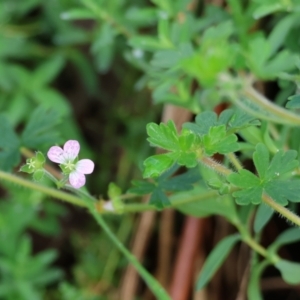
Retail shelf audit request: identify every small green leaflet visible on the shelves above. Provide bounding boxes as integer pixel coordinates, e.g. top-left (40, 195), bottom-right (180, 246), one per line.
top-left (0, 114), bottom-right (20, 171)
top-left (183, 109), bottom-right (260, 136)
top-left (21, 106), bottom-right (62, 150)
top-left (144, 115), bottom-right (245, 178)
top-left (182, 109), bottom-right (261, 155)
top-left (286, 95), bottom-right (300, 109)
top-left (130, 166), bottom-right (201, 209)
top-left (228, 143), bottom-right (300, 205)
top-left (202, 125), bottom-right (239, 155)
top-left (144, 120), bottom-right (201, 177)
top-left (143, 154), bottom-right (174, 178)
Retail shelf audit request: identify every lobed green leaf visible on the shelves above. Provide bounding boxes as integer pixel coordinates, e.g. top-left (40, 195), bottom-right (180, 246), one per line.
top-left (143, 154), bottom-right (174, 178)
top-left (146, 120), bottom-right (179, 151)
top-left (253, 143), bottom-right (269, 178)
top-left (203, 125), bottom-right (239, 155)
top-left (232, 186), bottom-right (263, 205)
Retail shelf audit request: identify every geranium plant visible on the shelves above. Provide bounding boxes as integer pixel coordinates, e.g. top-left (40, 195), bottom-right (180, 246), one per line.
top-left (1, 0), bottom-right (300, 299)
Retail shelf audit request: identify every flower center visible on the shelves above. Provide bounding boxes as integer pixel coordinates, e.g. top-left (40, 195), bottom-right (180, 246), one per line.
top-left (62, 160), bottom-right (76, 173)
top-left (27, 159), bottom-right (35, 169)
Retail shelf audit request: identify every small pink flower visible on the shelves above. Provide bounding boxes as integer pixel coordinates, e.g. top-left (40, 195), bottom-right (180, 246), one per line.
top-left (47, 140), bottom-right (94, 189)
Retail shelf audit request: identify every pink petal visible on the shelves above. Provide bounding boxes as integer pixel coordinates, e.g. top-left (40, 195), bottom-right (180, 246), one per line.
top-left (63, 140), bottom-right (80, 160)
top-left (69, 172), bottom-right (86, 188)
top-left (47, 146), bottom-right (65, 163)
top-left (75, 159), bottom-right (94, 174)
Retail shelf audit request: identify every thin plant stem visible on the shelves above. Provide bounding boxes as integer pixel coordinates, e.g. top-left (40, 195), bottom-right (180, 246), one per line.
top-left (0, 171), bottom-right (87, 207)
top-left (199, 157), bottom-right (300, 227)
top-left (227, 153), bottom-right (243, 171)
top-left (232, 220), bottom-right (278, 263)
top-left (44, 170), bottom-right (59, 184)
top-left (201, 156), bottom-right (233, 176)
top-left (102, 216), bottom-right (134, 286)
top-left (123, 190), bottom-right (219, 213)
top-left (88, 203), bottom-right (171, 300)
top-left (243, 86), bottom-right (300, 126)
top-left (262, 193), bottom-right (300, 227)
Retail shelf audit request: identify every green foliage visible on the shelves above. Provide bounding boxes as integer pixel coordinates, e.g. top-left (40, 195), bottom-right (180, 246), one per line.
top-left (202, 125), bottom-right (239, 155)
top-left (268, 228), bottom-right (300, 254)
top-left (144, 111), bottom-right (258, 178)
top-left (20, 152), bottom-right (46, 176)
top-left (143, 121), bottom-right (201, 177)
top-left (170, 187), bottom-right (237, 221)
top-left (21, 106), bottom-right (62, 150)
top-left (253, 204), bottom-right (273, 233)
top-left (2, 0), bottom-right (300, 298)
top-left (247, 33), bottom-right (297, 79)
top-left (228, 143), bottom-right (300, 205)
top-left (247, 261), bottom-right (267, 300)
top-left (196, 234), bottom-right (240, 290)
top-left (0, 189), bottom-right (66, 299)
top-left (286, 94), bottom-right (300, 109)
top-left (0, 236), bottom-right (62, 300)
top-left (183, 109), bottom-right (260, 136)
top-left (131, 165), bottom-right (201, 209)
top-left (275, 260), bottom-right (300, 285)
top-left (0, 114), bottom-right (20, 171)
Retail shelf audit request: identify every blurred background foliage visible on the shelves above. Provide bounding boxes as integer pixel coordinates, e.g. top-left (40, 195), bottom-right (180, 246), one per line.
top-left (1, 0), bottom-right (300, 299)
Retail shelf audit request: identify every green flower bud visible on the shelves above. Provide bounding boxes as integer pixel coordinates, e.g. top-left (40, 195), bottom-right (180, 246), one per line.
top-left (20, 152), bottom-right (45, 174)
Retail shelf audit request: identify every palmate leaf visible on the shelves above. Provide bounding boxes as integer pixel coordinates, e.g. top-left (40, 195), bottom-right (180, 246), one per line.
top-left (0, 114), bottom-right (20, 171)
top-left (229, 143), bottom-right (300, 205)
top-left (143, 154), bottom-right (174, 178)
top-left (130, 166), bottom-right (201, 209)
top-left (265, 149), bottom-right (298, 180)
top-left (21, 106), bottom-right (62, 149)
top-left (227, 109), bottom-right (261, 131)
top-left (264, 180), bottom-right (300, 205)
top-left (161, 167), bottom-right (201, 191)
top-left (232, 186), bottom-right (263, 205)
top-left (149, 188), bottom-right (170, 209)
top-left (183, 109), bottom-right (260, 136)
top-left (144, 122), bottom-right (201, 177)
top-left (146, 120), bottom-right (179, 151)
top-left (227, 169), bottom-right (260, 188)
top-left (184, 111), bottom-right (219, 135)
top-left (253, 143), bottom-right (269, 178)
top-left (203, 125), bottom-right (239, 155)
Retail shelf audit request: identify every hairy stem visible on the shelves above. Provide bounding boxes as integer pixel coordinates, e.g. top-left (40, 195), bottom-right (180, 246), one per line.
top-left (201, 157), bottom-right (233, 176)
top-left (227, 153), bottom-right (243, 171)
top-left (262, 193), bottom-right (300, 227)
top-left (0, 171), bottom-right (87, 207)
top-left (88, 204), bottom-right (171, 300)
top-left (244, 86), bottom-right (300, 126)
